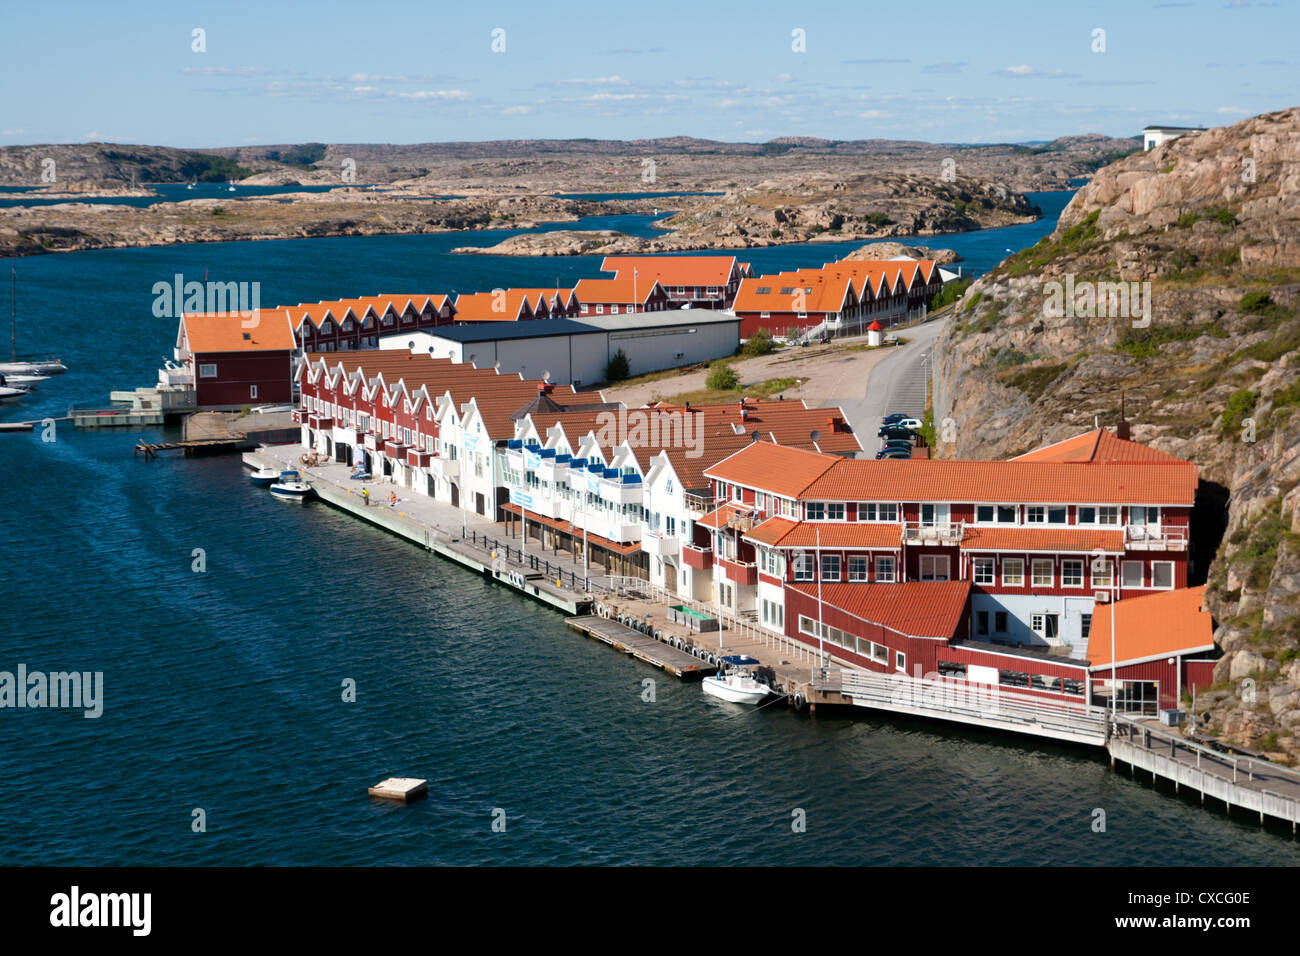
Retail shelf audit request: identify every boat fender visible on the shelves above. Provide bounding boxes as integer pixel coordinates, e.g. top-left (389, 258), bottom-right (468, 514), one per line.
top-left (793, 692), bottom-right (806, 712)
top-left (683, 643), bottom-right (694, 656)
top-left (707, 653), bottom-right (716, 666)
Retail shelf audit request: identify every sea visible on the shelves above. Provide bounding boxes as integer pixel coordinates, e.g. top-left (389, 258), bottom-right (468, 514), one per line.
top-left (2, 189), bottom-right (1297, 865)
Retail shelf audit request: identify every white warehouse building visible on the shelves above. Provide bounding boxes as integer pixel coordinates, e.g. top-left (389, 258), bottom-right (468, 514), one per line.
top-left (379, 314), bottom-right (740, 387)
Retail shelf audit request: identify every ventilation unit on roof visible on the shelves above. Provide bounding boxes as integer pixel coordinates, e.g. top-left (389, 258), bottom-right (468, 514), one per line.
top-left (1094, 592), bottom-right (1110, 603)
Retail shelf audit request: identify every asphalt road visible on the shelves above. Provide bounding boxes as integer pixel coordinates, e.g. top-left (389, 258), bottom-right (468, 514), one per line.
top-left (818, 315), bottom-right (947, 451)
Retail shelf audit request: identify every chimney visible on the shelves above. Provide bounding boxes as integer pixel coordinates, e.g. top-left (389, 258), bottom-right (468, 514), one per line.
top-left (1116, 390), bottom-right (1131, 440)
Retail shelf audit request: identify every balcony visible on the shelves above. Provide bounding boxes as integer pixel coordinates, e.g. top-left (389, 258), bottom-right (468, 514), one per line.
top-left (902, 521), bottom-right (963, 546)
top-left (682, 543), bottom-right (713, 571)
top-left (291, 410), bottom-right (303, 425)
top-left (601, 474), bottom-right (643, 505)
top-left (430, 455), bottom-right (459, 479)
top-left (601, 519), bottom-right (642, 544)
top-left (363, 434), bottom-right (378, 451)
top-left (307, 414), bottom-right (333, 430)
top-left (642, 530), bottom-right (679, 557)
top-left (718, 557), bottom-right (758, 586)
top-left (1124, 525), bottom-right (1188, 551)
top-left (407, 449), bottom-right (432, 468)
top-left (683, 492), bottom-right (715, 517)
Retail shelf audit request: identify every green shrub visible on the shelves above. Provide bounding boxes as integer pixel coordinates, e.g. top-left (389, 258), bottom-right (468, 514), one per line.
top-left (604, 348), bottom-right (630, 382)
top-left (1239, 290), bottom-right (1273, 313)
top-left (705, 363), bottom-right (740, 391)
top-left (1219, 388), bottom-right (1257, 434)
top-left (741, 328), bottom-right (775, 356)
top-left (929, 278), bottom-right (971, 310)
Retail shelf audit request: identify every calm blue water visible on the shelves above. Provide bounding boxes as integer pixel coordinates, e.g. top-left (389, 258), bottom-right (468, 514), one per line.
top-left (0, 183), bottom-right (349, 208)
top-left (2, 191), bottom-right (1296, 865)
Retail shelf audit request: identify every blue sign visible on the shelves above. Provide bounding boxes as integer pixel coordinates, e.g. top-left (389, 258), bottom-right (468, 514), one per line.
top-left (510, 488), bottom-right (533, 508)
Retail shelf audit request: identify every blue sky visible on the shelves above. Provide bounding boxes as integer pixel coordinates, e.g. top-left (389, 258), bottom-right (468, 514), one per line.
top-left (1, 0), bottom-right (1295, 147)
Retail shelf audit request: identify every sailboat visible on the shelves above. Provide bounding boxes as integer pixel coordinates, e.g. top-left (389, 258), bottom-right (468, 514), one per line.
top-left (0, 265), bottom-right (67, 376)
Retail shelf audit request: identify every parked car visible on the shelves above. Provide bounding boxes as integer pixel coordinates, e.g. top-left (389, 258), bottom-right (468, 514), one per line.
top-left (881, 449), bottom-right (912, 460)
top-left (881, 412), bottom-right (909, 424)
top-left (881, 440), bottom-right (913, 452)
top-left (897, 418), bottom-right (924, 431)
top-left (878, 425), bottom-right (913, 440)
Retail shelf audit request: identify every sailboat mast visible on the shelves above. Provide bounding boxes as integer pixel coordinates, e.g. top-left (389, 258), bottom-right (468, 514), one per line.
top-left (10, 264), bottom-right (15, 363)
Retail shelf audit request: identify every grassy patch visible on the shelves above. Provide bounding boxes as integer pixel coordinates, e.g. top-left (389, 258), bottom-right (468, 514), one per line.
top-left (997, 362), bottom-right (1066, 402)
top-left (668, 376), bottom-right (801, 406)
top-left (1219, 388), bottom-right (1257, 435)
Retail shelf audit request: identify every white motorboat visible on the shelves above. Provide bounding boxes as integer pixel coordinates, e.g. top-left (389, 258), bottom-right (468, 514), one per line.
top-left (0, 385), bottom-right (24, 403)
top-left (0, 360), bottom-right (66, 376)
top-left (0, 372), bottom-right (48, 387)
top-left (249, 465), bottom-right (280, 486)
top-left (702, 655), bottom-right (771, 705)
top-left (269, 469), bottom-right (311, 499)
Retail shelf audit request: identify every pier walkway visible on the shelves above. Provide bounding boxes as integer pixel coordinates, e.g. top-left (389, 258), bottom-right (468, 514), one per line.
top-left (250, 444), bottom-right (614, 616)
top-left (1110, 715), bottom-right (1300, 831)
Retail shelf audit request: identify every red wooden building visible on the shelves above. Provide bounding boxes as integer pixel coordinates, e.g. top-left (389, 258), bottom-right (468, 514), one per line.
top-left (173, 309), bottom-right (297, 408)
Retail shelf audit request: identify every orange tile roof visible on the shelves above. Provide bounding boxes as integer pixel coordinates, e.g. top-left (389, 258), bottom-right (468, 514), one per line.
top-left (961, 526), bottom-right (1127, 553)
top-left (601, 255), bottom-right (739, 287)
top-left (648, 399), bottom-right (860, 455)
top-left (573, 277), bottom-right (664, 305)
top-left (1087, 585), bottom-right (1215, 668)
top-left (1012, 428), bottom-right (1190, 465)
top-left (804, 459), bottom-right (1197, 506)
top-left (453, 291), bottom-right (535, 322)
top-left (709, 441), bottom-right (1196, 505)
top-left (286, 294), bottom-right (450, 331)
top-left (732, 273), bottom-right (856, 315)
top-left (746, 519), bottom-right (901, 550)
top-left (705, 442), bottom-right (840, 497)
top-left (183, 309), bottom-right (296, 353)
top-left (789, 581), bottom-right (972, 639)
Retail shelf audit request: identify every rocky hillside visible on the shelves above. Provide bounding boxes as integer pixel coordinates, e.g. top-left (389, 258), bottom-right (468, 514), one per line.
top-left (932, 106), bottom-right (1300, 761)
top-left (0, 143), bottom-right (268, 185)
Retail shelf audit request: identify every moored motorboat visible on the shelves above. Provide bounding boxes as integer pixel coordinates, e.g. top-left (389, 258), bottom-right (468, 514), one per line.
top-left (249, 465), bottom-right (280, 486)
top-left (0, 385), bottom-right (24, 403)
top-left (269, 469), bottom-right (311, 499)
top-left (0, 372), bottom-right (48, 387)
top-left (0, 359), bottom-right (65, 376)
top-left (702, 655), bottom-right (771, 705)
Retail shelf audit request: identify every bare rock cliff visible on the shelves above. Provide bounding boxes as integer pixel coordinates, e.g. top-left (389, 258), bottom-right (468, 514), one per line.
top-left (932, 107), bottom-right (1300, 760)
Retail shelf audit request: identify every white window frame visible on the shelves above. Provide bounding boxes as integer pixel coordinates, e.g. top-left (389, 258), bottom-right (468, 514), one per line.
top-left (1061, 559), bottom-right (1084, 588)
top-left (875, 556), bottom-right (896, 583)
top-left (199, 363), bottom-right (217, 378)
top-left (1031, 559), bottom-right (1054, 587)
top-left (1151, 561), bottom-right (1175, 590)
top-left (972, 557), bottom-right (995, 585)
top-left (1092, 559), bottom-right (1114, 588)
top-left (1122, 560), bottom-right (1145, 589)
top-left (821, 554), bottom-right (841, 582)
top-left (848, 556), bottom-right (869, 582)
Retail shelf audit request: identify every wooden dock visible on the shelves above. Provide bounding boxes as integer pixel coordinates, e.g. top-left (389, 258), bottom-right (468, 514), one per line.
top-left (1110, 715), bottom-right (1300, 831)
top-left (564, 615), bottom-right (714, 680)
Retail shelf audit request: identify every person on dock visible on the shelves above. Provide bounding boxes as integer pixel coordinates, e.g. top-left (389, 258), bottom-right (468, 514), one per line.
top-left (388, 491), bottom-right (398, 508)
top-left (362, 488), bottom-right (370, 506)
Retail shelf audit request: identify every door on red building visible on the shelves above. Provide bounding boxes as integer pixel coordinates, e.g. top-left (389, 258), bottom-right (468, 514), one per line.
top-left (450, 483), bottom-right (460, 508)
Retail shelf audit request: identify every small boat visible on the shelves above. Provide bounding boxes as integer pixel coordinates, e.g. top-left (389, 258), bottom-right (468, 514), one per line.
top-left (1, 372), bottom-right (48, 387)
top-left (0, 385), bottom-right (24, 403)
top-left (5, 266), bottom-right (66, 376)
top-left (249, 465), bottom-right (280, 486)
top-left (702, 655), bottom-right (771, 705)
top-left (269, 469), bottom-right (311, 499)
